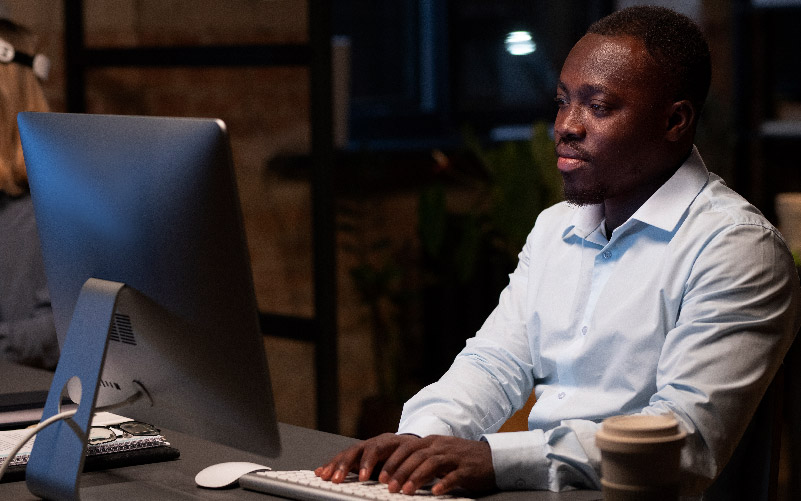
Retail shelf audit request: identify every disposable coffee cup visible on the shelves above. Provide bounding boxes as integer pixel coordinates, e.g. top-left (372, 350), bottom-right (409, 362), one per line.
top-left (595, 413), bottom-right (686, 500)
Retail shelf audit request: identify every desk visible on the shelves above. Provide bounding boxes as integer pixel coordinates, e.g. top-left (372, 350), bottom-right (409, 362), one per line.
top-left (0, 362), bottom-right (601, 500)
top-left (0, 361), bottom-right (55, 394)
top-left (0, 361), bottom-right (64, 429)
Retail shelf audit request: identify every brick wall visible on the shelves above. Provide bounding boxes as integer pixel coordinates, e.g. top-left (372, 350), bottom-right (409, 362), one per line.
top-left (6, 0), bottom-right (384, 436)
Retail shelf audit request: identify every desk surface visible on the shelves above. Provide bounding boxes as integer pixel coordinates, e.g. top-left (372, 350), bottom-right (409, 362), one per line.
top-left (0, 362), bottom-right (601, 500)
top-left (0, 361), bottom-right (56, 394)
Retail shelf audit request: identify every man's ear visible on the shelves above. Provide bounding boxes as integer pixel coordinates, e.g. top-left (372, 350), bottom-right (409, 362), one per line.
top-left (665, 100), bottom-right (695, 142)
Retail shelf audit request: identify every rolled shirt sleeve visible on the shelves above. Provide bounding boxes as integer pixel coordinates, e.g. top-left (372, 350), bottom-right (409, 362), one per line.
top-left (483, 420), bottom-right (601, 491)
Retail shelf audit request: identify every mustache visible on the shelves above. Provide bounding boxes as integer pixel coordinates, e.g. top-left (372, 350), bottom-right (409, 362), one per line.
top-left (554, 139), bottom-right (591, 161)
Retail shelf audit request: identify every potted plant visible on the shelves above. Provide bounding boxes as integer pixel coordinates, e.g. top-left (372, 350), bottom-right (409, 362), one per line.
top-left (343, 122), bottom-right (563, 436)
top-left (417, 122), bottom-right (563, 380)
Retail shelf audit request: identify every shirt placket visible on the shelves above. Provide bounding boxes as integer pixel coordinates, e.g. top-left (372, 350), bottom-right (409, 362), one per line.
top-left (553, 227), bottom-right (618, 405)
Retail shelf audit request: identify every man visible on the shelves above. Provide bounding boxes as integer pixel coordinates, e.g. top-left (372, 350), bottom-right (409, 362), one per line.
top-left (317, 6), bottom-right (801, 496)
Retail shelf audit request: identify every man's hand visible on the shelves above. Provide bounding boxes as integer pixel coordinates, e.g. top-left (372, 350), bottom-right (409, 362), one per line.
top-left (315, 433), bottom-right (495, 496)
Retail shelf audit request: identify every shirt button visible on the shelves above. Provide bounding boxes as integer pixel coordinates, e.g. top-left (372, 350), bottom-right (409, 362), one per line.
top-left (515, 479), bottom-right (526, 489)
top-left (558, 392), bottom-right (566, 399)
top-left (602, 250), bottom-right (612, 259)
top-left (581, 325), bottom-right (588, 335)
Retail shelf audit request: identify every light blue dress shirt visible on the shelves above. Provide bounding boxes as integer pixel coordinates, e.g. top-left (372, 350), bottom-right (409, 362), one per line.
top-left (397, 148), bottom-right (801, 493)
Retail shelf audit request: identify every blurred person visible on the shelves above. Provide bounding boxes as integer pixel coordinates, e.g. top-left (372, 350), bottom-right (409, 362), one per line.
top-left (0, 17), bottom-right (57, 370)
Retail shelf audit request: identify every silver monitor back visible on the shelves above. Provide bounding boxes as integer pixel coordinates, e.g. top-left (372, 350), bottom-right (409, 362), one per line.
top-left (18, 112), bottom-right (280, 457)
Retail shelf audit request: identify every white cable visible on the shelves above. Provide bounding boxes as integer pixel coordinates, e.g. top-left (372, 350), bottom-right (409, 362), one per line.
top-left (93, 390), bottom-right (143, 414)
top-left (0, 390), bottom-right (143, 481)
top-left (0, 407), bottom-right (76, 481)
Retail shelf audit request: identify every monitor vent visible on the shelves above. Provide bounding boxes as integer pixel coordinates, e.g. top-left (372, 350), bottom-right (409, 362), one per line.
top-left (109, 314), bottom-right (137, 345)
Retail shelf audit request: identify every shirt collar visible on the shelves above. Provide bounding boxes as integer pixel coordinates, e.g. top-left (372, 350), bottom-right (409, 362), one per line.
top-left (566, 203), bottom-right (604, 240)
top-left (562, 146), bottom-right (710, 240)
top-left (630, 146), bottom-right (709, 232)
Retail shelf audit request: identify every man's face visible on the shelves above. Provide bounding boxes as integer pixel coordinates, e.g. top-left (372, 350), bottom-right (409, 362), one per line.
top-left (554, 34), bottom-right (673, 206)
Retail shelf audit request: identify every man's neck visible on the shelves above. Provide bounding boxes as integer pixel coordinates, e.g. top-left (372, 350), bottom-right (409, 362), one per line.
top-left (603, 148), bottom-right (692, 233)
top-left (603, 189), bottom-right (656, 234)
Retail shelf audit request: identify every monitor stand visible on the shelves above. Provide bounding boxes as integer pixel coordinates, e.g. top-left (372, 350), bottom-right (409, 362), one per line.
top-left (25, 278), bottom-right (128, 501)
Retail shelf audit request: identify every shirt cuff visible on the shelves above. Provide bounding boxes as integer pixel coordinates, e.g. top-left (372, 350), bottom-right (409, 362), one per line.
top-left (397, 415), bottom-right (454, 437)
top-left (482, 430), bottom-right (550, 490)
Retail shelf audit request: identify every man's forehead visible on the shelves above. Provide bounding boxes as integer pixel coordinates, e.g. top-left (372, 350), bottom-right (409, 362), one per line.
top-left (560, 33), bottom-right (657, 92)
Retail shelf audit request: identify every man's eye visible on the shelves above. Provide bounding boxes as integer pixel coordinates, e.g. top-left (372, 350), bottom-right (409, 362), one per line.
top-left (554, 97), bottom-right (567, 107)
top-left (590, 103), bottom-right (609, 114)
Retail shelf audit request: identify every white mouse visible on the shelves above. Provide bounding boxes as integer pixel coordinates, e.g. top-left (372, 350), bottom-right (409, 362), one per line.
top-left (195, 461), bottom-right (271, 488)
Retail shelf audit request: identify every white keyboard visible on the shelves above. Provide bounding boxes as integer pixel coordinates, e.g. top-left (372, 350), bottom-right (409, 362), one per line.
top-left (239, 469), bottom-right (473, 500)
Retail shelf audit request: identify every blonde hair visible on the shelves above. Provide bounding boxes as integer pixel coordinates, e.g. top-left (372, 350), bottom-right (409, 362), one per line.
top-left (0, 19), bottom-right (49, 196)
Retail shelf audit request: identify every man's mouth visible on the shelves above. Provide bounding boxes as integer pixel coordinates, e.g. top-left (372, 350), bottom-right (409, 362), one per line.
top-left (555, 145), bottom-right (590, 173)
top-left (557, 156), bottom-right (585, 172)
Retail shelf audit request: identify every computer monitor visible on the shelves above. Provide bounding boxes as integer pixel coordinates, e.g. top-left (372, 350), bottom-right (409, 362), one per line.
top-left (17, 112), bottom-right (281, 497)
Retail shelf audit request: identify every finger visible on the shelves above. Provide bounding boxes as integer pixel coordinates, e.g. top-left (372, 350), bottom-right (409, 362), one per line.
top-left (385, 446), bottom-right (443, 493)
top-left (315, 461), bottom-right (349, 483)
top-left (398, 454), bottom-right (453, 495)
top-left (315, 445), bottom-right (363, 482)
top-left (314, 460), bottom-right (341, 479)
top-left (431, 448), bottom-right (495, 496)
top-left (431, 469), bottom-right (463, 496)
top-left (379, 435), bottom-right (430, 479)
top-left (319, 434), bottom-right (411, 483)
top-left (357, 434), bottom-right (400, 481)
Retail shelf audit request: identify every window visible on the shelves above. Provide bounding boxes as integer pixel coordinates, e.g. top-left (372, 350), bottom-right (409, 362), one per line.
top-left (335, 0), bottom-right (612, 149)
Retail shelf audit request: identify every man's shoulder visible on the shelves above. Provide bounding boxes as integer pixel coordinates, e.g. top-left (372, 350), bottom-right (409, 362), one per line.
top-left (677, 174), bottom-right (793, 259)
top-left (692, 174), bottom-right (777, 231)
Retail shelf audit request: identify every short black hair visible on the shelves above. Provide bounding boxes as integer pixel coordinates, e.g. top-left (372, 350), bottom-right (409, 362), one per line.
top-left (587, 6), bottom-right (711, 114)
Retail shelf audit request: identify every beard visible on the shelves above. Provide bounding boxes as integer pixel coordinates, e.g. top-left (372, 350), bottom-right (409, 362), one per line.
top-left (561, 171), bottom-right (606, 206)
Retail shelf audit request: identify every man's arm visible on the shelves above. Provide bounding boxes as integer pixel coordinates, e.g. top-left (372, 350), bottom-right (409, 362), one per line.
top-left (486, 222), bottom-right (799, 493)
top-left (642, 223), bottom-right (800, 492)
top-left (319, 212), bottom-right (800, 495)
top-left (316, 222), bottom-right (542, 495)
top-left (382, 223), bottom-right (799, 494)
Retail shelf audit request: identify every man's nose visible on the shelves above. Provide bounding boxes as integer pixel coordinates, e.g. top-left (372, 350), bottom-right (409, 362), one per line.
top-left (555, 106), bottom-right (585, 141)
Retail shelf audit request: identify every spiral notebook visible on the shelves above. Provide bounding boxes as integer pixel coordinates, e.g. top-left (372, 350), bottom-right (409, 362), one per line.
top-left (0, 412), bottom-right (180, 483)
